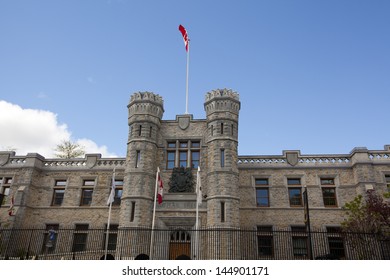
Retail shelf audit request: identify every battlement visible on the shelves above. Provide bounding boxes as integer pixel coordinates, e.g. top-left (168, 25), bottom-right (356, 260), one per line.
top-left (205, 88), bottom-right (240, 102)
top-left (204, 88), bottom-right (241, 116)
top-left (128, 91), bottom-right (164, 120)
top-left (129, 91), bottom-right (164, 105)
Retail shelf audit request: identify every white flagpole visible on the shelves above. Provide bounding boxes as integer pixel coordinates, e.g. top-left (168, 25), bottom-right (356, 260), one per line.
top-left (149, 167), bottom-right (160, 259)
top-left (104, 168), bottom-right (115, 260)
top-left (185, 40), bottom-right (190, 114)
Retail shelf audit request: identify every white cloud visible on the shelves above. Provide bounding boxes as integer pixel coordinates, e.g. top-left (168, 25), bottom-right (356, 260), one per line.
top-left (0, 100), bottom-right (117, 158)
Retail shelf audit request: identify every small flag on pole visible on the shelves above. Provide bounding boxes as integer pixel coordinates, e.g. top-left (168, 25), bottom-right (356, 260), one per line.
top-left (8, 195), bottom-right (14, 216)
top-left (107, 169), bottom-right (116, 205)
top-left (196, 166), bottom-right (202, 205)
top-left (178, 24), bottom-right (189, 52)
top-left (157, 168), bottom-right (164, 204)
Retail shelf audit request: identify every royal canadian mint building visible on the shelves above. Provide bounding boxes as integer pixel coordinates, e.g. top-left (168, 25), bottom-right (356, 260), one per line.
top-left (1, 89), bottom-right (390, 260)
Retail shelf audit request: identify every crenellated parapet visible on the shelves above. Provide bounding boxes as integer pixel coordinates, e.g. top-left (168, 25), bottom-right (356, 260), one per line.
top-left (130, 91), bottom-right (164, 104)
top-left (128, 91), bottom-right (164, 122)
top-left (205, 88), bottom-right (240, 102)
top-left (204, 89), bottom-right (240, 117)
top-left (0, 152), bottom-right (125, 170)
top-left (238, 145), bottom-right (390, 168)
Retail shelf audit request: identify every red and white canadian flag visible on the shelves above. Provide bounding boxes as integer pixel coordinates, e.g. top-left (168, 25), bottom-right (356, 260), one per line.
top-left (178, 24), bottom-right (189, 52)
top-left (157, 168), bottom-right (164, 204)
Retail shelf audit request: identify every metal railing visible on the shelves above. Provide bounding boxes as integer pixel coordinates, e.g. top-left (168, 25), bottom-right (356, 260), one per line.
top-left (0, 227), bottom-right (389, 260)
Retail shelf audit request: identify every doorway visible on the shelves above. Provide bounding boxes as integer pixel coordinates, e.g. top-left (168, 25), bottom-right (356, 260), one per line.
top-left (169, 230), bottom-right (191, 260)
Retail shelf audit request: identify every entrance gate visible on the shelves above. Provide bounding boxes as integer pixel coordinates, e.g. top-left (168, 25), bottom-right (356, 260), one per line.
top-left (169, 230), bottom-right (191, 260)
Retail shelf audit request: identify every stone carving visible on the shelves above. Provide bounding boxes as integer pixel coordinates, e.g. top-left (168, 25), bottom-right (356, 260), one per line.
top-left (0, 153), bottom-right (10, 166)
top-left (168, 167), bottom-right (194, 193)
top-left (178, 116), bottom-right (190, 130)
top-left (286, 152), bottom-right (298, 166)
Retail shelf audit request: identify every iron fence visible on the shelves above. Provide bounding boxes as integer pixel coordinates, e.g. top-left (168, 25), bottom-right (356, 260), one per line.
top-left (0, 227), bottom-right (389, 260)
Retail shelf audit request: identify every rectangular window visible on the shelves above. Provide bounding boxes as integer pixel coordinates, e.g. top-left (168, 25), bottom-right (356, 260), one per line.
top-left (72, 224), bottom-right (89, 252)
top-left (257, 226), bottom-right (273, 258)
top-left (149, 126), bottom-right (153, 137)
top-left (256, 178), bottom-right (269, 207)
top-left (130, 201), bottom-right (136, 222)
top-left (220, 149), bottom-right (225, 167)
top-left (320, 178), bottom-right (337, 207)
top-left (289, 188), bottom-right (303, 207)
top-left (52, 189), bottom-right (65, 206)
top-left (0, 186), bottom-right (10, 206)
top-left (322, 188), bottom-right (337, 207)
top-left (138, 125), bottom-right (142, 136)
top-left (103, 224), bottom-right (118, 250)
top-left (256, 188), bottom-right (269, 207)
top-left (191, 141), bottom-right (200, 148)
top-left (5, 177), bottom-right (12, 184)
top-left (166, 140), bottom-right (200, 169)
top-left (113, 188), bottom-right (123, 206)
top-left (83, 180), bottom-right (95, 186)
top-left (80, 189), bottom-right (93, 206)
top-left (287, 178), bottom-right (301, 185)
top-left (179, 142), bottom-right (188, 148)
top-left (1, 177), bottom-right (12, 205)
top-left (135, 150), bottom-right (141, 168)
top-left (326, 227), bottom-right (345, 259)
top-left (167, 151), bottom-right (175, 169)
top-left (221, 202), bottom-right (225, 223)
top-left (55, 180), bottom-right (67, 186)
top-left (168, 142), bottom-right (176, 148)
top-left (221, 123), bottom-right (224, 134)
top-left (179, 151), bottom-right (187, 167)
top-left (320, 178), bottom-right (335, 185)
top-left (291, 226), bottom-right (308, 258)
top-left (288, 178), bottom-right (302, 207)
top-left (191, 151), bottom-right (200, 169)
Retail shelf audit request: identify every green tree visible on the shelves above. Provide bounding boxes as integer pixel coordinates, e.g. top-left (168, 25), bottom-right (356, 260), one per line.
top-left (342, 190), bottom-right (390, 233)
top-left (54, 140), bottom-right (85, 159)
top-left (342, 190), bottom-right (390, 259)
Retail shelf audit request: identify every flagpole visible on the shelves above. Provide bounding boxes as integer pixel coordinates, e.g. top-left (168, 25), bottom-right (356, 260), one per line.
top-left (149, 167), bottom-right (159, 259)
top-left (104, 168), bottom-right (115, 260)
top-left (185, 41), bottom-right (190, 114)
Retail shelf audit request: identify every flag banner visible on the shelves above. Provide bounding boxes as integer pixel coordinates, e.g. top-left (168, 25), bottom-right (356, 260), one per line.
top-left (107, 169), bottom-right (116, 205)
top-left (178, 24), bottom-right (189, 52)
top-left (157, 170), bottom-right (164, 204)
top-left (196, 166), bottom-right (202, 205)
top-left (8, 195), bottom-right (14, 216)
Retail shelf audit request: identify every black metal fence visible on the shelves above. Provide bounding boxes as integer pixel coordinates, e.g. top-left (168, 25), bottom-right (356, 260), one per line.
top-left (0, 227), bottom-right (389, 260)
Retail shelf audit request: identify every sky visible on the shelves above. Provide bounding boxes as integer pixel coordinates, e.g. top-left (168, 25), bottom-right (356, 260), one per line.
top-left (0, 0), bottom-right (389, 158)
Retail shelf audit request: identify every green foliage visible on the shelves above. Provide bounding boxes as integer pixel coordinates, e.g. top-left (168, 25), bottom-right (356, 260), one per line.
top-left (342, 191), bottom-right (390, 234)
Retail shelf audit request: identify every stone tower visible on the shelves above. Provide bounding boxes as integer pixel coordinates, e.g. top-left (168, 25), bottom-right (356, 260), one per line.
top-left (204, 89), bottom-right (241, 229)
top-left (120, 92), bottom-right (164, 228)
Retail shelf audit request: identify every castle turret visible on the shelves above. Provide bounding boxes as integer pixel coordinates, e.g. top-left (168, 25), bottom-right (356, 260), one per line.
top-left (204, 89), bottom-right (241, 229)
top-left (120, 92), bottom-right (164, 228)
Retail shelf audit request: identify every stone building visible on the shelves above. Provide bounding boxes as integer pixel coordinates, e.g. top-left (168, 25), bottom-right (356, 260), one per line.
top-left (1, 89), bottom-right (390, 259)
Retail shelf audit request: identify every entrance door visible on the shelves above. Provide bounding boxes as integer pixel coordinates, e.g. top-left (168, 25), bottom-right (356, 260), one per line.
top-left (169, 230), bottom-right (191, 260)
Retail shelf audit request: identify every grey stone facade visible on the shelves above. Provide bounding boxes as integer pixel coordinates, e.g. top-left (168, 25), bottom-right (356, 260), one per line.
top-left (1, 89), bottom-right (390, 259)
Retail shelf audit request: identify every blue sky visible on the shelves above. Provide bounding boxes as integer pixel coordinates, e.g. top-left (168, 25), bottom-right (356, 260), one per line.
top-left (0, 0), bottom-right (389, 158)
